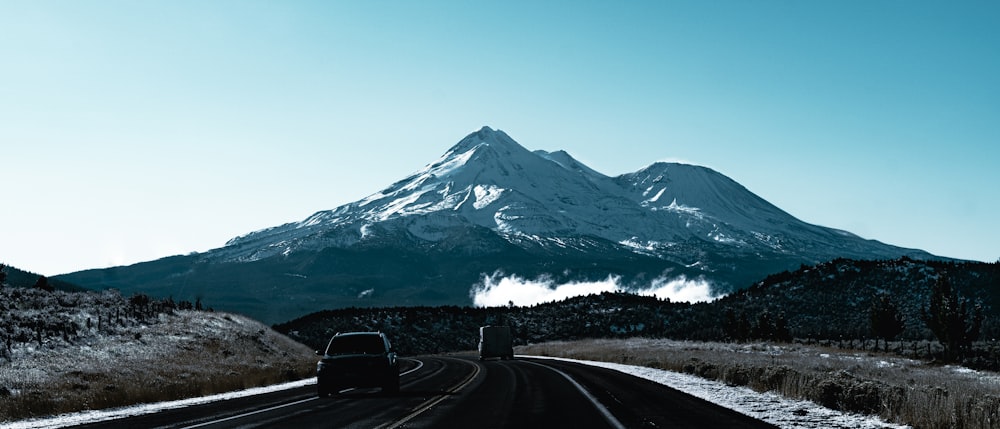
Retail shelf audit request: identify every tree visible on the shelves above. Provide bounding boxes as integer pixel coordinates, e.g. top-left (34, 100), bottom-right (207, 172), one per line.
top-left (870, 293), bottom-right (905, 352)
top-left (752, 311), bottom-right (774, 340)
top-left (921, 275), bottom-right (983, 361)
top-left (723, 309), bottom-right (790, 343)
top-left (722, 308), bottom-right (741, 341)
top-left (773, 312), bottom-right (792, 342)
top-left (753, 311), bottom-right (792, 343)
top-left (722, 308), bottom-right (751, 342)
top-left (0, 264), bottom-right (6, 286)
top-left (33, 275), bottom-right (54, 293)
top-left (129, 293), bottom-right (152, 320)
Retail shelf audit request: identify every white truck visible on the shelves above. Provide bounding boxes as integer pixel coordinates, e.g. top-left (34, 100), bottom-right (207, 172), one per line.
top-left (478, 325), bottom-right (514, 361)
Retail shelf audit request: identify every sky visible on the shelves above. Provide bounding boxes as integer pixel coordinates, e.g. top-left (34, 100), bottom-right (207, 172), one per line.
top-left (1, 1), bottom-right (998, 276)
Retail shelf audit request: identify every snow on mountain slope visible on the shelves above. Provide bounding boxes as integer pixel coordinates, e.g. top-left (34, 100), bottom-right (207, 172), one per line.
top-left (54, 126), bottom-right (943, 323)
top-left (615, 163), bottom-right (821, 253)
top-left (217, 126), bottom-right (930, 269)
top-left (219, 126), bottom-right (638, 260)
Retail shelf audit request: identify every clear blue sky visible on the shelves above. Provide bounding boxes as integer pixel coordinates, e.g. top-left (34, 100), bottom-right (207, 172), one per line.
top-left (2, 1), bottom-right (998, 276)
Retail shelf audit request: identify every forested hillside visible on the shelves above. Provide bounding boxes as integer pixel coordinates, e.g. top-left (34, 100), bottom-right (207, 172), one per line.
top-left (275, 258), bottom-right (1000, 366)
top-left (0, 263), bottom-right (83, 292)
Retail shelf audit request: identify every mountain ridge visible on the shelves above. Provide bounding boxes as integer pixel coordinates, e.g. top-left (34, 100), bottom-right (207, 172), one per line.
top-left (56, 126), bottom-right (940, 324)
top-left (220, 126), bottom-right (928, 265)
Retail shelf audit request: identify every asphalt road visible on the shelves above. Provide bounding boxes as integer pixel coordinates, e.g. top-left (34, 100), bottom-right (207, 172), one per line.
top-left (71, 355), bottom-right (777, 429)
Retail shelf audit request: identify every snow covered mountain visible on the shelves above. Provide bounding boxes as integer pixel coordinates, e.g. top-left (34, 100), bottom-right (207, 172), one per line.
top-left (219, 126), bottom-right (926, 266)
top-left (58, 126), bottom-right (937, 324)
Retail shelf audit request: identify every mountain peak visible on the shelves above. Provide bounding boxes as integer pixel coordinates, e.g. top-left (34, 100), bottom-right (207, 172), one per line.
top-left (449, 126), bottom-right (523, 154)
top-left (471, 125), bottom-right (504, 140)
top-left (474, 125), bottom-right (499, 137)
top-left (535, 149), bottom-right (607, 179)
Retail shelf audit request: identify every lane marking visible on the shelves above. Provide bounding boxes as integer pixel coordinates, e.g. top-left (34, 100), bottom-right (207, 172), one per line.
top-left (376, 357), bottom-right (482, 429)
top-left (178, 397), bottom-right (316, 429)
top-left (522, 360), bottom-right (627, 429)
top-left (179, 358), bottom-right (425, 429)
top-left (404, 358), bottom-right (425, 376)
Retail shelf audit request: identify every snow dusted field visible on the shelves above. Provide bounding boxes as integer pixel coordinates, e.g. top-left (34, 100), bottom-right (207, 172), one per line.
top-left (0, 287), bottom-right (316, 425)
top-left (521, 338), bottom-right (1000, 429)
top-left (531, 356), bottom-right (909, 429)
top-left (0, 379), bottom-right (315, 429)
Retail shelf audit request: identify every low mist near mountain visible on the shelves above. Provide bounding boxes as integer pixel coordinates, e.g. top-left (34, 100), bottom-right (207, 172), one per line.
top-left (470, 272), bottom-right (714, 307)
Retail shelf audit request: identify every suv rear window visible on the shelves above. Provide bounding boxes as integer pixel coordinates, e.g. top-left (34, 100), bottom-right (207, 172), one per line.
top-left (326, 335), bottom-right (385, 355)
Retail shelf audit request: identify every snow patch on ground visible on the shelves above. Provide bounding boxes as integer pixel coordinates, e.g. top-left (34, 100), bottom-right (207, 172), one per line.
top-left (662, 198), bottom-right (701, 215)
top-left (618, 238), bottom-right (666, 254)
top-left (644, 187), bottom-right (666, 204)
top-left (1, 379), bottom-right (316, 429)
top-left (472, 184), bottom-right (504, 209)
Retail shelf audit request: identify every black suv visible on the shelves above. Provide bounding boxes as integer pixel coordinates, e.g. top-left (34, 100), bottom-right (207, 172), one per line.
top-left (316, 331), bottom-right (399, 396)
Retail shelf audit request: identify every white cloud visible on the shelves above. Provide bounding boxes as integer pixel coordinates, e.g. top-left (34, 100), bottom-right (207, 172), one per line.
top-left (470, 272), bottom-right (718, 308)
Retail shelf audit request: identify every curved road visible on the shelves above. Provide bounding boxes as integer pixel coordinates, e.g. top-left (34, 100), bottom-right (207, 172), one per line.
top-left (72, 355), bottom-right (776, 429)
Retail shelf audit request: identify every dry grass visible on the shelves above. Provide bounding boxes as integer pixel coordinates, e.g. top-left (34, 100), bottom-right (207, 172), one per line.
top-left (0, 311), bottom-right (316, 422)
top-left (518, 338), bottom-right (1000, 429)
